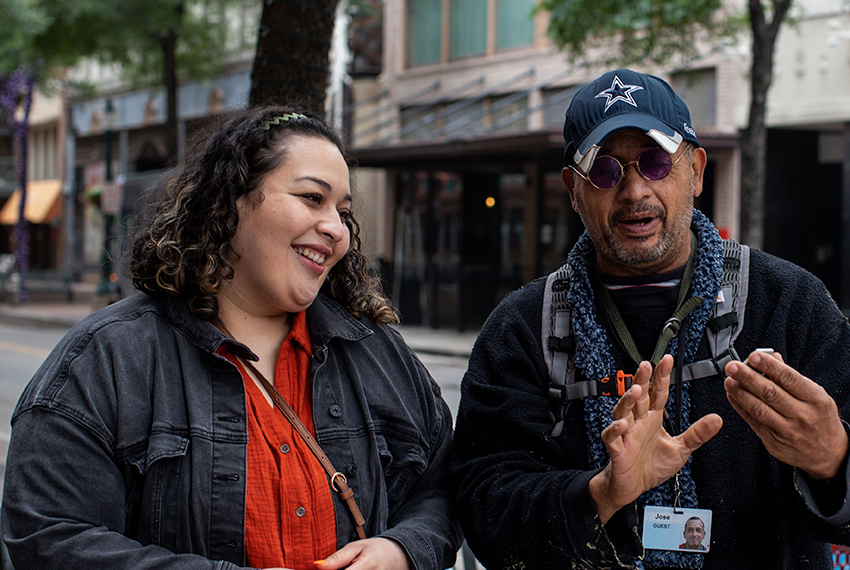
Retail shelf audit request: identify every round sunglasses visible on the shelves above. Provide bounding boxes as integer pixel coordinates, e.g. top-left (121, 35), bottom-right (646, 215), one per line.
top-left (570, 146), bottom-right (689, 190)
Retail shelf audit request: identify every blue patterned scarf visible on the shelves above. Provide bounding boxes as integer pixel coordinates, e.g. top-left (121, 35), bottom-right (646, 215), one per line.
top-left (566, 208), bottom-right (723, 568)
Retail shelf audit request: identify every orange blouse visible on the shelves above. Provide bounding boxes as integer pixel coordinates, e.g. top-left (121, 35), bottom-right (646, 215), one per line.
top-left (219, 311), bottom-right (337, 570)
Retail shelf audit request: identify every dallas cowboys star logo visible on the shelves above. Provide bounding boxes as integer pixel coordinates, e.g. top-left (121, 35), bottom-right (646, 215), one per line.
top-left (595, 75), bottom-right (644, 112)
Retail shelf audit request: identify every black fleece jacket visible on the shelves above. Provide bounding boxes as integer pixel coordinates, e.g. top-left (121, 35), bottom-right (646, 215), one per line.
top-left (451, 249), bottom-right (850, 569)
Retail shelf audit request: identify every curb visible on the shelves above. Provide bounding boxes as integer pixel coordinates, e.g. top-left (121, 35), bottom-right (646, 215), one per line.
top-left (405, 342), bottom-right (474, 359)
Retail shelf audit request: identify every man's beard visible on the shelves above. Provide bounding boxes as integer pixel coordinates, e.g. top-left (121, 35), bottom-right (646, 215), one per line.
top-left (589, 177), bottom-right (695, 270)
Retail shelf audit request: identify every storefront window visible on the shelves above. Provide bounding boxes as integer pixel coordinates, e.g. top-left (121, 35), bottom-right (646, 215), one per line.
top-left (540, 171), bottom-right (576, 273)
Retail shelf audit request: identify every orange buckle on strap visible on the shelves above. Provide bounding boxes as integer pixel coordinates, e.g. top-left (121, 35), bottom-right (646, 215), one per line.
top-left (598, 370), bottom-right (634, 397)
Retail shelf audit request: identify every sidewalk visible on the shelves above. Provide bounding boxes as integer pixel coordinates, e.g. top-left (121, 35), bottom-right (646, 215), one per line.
top-left (0, 299), bottom-right (92, 329)
top-left (0, 296), bottom-right (478, 358)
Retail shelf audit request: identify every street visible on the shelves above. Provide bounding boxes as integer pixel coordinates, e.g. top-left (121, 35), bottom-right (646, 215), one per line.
top-left (0, 323), bottom-right (68, 498)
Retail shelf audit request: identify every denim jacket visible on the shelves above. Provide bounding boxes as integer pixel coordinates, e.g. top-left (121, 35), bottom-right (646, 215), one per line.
top-left (1, 293), bottom-right (461, 569)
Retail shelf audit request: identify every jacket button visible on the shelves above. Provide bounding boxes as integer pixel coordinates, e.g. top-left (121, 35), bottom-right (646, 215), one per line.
top-left (280, 444), bottom-right (290, 454)
top-left (347, 463), bottom-right (358, 476)
top-left (296, 506), bottom-right (306, 517)
top-left (329, 405), bottom-right (342, 417)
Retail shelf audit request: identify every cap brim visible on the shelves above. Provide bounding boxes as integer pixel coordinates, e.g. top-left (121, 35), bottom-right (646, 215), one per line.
top-left (573, 114), bottom-right (683, 171)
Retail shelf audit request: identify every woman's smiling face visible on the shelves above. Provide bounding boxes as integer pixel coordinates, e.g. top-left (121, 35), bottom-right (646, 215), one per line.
top-left (224, 135), bottom-right (352, 317)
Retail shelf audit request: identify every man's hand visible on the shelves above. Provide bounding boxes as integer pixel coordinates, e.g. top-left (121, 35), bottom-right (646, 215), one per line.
top-left (589, 355), bottom-right (723, 523)
top-left (314, 537), bottom-right (412, 570)
top-left (724, 350), bottom-right (849, 480)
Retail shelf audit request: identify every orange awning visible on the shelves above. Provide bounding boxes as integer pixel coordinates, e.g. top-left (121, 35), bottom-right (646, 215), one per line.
top-left (0, 179), bottom-right (63, 225)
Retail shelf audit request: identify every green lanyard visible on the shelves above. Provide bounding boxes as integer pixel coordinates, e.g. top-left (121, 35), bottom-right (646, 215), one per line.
top-left (597, 232), bottom-right (704, 370)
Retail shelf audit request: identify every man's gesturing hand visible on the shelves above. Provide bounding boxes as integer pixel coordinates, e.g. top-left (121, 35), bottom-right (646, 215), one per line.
top-left (589, 355), bottom-right (723, 523)
top-left (725, 350), bottom-right (848, 481)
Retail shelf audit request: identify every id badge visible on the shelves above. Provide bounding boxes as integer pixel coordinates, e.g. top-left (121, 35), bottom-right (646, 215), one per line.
top-left (642, 506), bottom-right (712, 552)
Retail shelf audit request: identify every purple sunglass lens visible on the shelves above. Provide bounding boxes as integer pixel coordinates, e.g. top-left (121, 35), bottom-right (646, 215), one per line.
top-left (637, 148), bottom-right (673, 180)
top-left (588, 156), bottom-right (623, 189)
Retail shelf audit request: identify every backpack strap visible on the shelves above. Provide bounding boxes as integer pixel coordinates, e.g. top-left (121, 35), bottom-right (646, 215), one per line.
top-left (544, 264), bottom-right (626, 436)
top-left (670, 239), bottom-right (750, 384)
top-left (543, 239), bottom-right (750, 436)
top-left (543, 265), bottom-right (576, 437)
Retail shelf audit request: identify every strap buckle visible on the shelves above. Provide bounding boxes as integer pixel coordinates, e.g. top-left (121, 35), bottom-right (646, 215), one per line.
top-left (713, 346), bottom-right (741, 375)
top-left (661, 317), bottom-right (681, 337)
top-left (331, 472), bottom-right (348, 492)
top-left (548, 384), bottom-right (566, 400)
top-left (597, 370), bottom-right (633, 397)
top-left (548, 335), bottom-right (576, 352)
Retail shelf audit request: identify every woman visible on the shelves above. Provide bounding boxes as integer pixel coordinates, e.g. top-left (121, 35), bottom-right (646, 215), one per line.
top-left (1, 107), bottom-right (462, 569)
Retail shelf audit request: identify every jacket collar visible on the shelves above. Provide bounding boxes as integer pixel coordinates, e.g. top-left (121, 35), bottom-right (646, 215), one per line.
top-left (163, 292), bottom-right (373, 357)
top-left (306, 293), bottom-right (374, 348)
top-left (162, 298), bottom-right (248, 356)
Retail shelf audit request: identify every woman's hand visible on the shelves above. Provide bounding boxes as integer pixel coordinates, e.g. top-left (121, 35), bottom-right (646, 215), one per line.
top-left (314, 537), bottom-right (412, 570)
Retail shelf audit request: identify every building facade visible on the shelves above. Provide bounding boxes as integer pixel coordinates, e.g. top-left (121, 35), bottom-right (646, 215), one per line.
top-left (344, 0), bottom-right (850, 330)
top-left (3, 0), bottom-right (849, 326)
top-left (0, 89), bottom-right (68, 273)
top-left (348, 0), bottom-right (740, 329)
top-left (61, 1), bottom-right (261, 295)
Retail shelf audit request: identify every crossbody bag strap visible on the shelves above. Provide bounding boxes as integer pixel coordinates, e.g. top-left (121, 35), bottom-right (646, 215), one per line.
top-left (242, 358), bottom-right (367, 540)
top-left (214, 319), bottom-right (367, 540)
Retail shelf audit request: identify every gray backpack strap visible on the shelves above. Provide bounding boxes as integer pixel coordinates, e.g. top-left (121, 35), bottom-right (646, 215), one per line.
top-left (542, 266), bottom-right (570, 388)
top-left (544, 264), bottom-right (634, 436)
top-left (672, 239), bottom-right (750, 384)
top-left (541, 264), bottom-right (608, 437)
top-left (543, 265), bottom-right (579, 437)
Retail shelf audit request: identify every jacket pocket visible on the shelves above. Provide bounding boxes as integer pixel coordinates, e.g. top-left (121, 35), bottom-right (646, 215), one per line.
top-left (125, 432), bottom-right (191, 549)
top-left (375, 431), bottom-right (428, 509)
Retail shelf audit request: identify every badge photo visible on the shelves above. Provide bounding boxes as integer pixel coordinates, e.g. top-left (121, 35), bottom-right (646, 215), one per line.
top-left (642, 506), bottom-right (712, 552)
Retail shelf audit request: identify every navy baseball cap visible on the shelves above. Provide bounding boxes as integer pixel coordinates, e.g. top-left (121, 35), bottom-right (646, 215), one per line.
top-left (563, 69), bottom-right (699, 171)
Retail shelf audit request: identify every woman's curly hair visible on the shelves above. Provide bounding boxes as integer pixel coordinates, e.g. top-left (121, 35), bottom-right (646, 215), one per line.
top-left (129, 106), bottom-right (398, 325)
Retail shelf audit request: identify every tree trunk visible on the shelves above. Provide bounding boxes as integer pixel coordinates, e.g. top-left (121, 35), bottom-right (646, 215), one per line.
top-left (250, 0), bottom-right (340, 117)
top-left (161, 2), bottom-right (183, 164)
top-left (739, 0), bottom-right (793, 249)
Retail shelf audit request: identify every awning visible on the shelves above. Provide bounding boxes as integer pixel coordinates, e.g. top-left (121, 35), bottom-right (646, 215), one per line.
top-left (0, 179), bottom-right (63, 225)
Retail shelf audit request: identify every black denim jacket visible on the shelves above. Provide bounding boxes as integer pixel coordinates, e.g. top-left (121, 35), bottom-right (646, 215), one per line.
top-left (1, 293), bottom-right (461, 569)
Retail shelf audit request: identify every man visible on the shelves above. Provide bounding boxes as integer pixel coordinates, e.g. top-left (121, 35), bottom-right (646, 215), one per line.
top-left (450, 68), bottom-right (850, 569)
top-left (680, 517), bottom-right (707, 551)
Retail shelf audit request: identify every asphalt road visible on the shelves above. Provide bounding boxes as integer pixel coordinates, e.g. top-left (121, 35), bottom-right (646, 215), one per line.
top-left (0, 323), bottom-right (68, 496)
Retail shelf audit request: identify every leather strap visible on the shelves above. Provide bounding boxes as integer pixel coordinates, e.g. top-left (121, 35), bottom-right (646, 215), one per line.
top-left (216, 320), bottom-right (367, 540)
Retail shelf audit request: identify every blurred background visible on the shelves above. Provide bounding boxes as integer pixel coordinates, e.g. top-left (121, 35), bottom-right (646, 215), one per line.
top-left (2, 0), bottom-right (850, 329)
